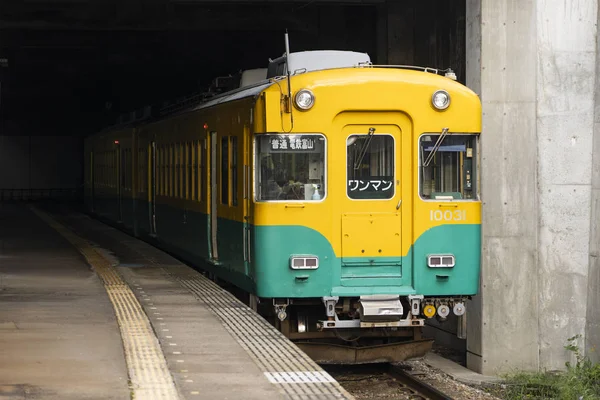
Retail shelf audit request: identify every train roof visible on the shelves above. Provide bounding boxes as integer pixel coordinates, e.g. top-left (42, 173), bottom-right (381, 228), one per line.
top-left (267, 50), bottom-right (371, 78)
top-left (96, 50), bottom-right (459, 134)
top-left (190, 79), bottom-right (274, 111)
top-left (239, 68), bottom-right (268, 88)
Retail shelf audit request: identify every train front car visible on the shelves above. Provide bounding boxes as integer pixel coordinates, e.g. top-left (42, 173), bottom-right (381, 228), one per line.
top-left (250, 51), bottom-right (482, 364)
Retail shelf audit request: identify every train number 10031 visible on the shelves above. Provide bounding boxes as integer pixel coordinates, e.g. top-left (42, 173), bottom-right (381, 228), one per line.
top-left (430, 210), bottom-right (467, 222)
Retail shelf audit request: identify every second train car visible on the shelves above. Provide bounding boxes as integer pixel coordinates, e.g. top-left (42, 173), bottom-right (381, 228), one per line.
top-left (84, 49), bottom-right (482, 363)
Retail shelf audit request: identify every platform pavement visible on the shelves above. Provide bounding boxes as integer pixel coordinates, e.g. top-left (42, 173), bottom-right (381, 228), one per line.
top-left (1, 202), bottom-right (354, 400)
top-left (0, 203), bottom-right (130, 400)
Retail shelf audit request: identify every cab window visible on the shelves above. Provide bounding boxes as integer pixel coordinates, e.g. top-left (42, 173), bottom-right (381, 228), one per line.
top-left (346, 134), bottom-right (395, 199)
top-left (255, 134), bottom-right (326, 201)
top-left (419, 133), bottom-right (478, 200)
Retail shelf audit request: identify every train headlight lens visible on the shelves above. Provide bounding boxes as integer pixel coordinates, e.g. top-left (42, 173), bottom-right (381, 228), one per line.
top-left (294, 89), bottom-right (315, 110)
top-left (290, 256), bottom-right (319, 270)
top-left (437, 304), bottom-right (450, 318)
top-left (432, 90), bottom-right (450, 110)
top-left (427, 254), bottom-right (455, 268)
top-left (453, 302), bottom-right (466, 316)
top-left (297, 315), bottom-right (308, 333)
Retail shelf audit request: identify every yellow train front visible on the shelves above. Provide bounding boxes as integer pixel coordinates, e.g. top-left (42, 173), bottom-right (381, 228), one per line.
top-left (84, 50), bottom-right (482, 364)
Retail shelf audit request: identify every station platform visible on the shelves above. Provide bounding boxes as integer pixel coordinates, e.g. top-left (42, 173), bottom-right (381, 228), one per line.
top-left (0, 203), bottom-right (354, 400)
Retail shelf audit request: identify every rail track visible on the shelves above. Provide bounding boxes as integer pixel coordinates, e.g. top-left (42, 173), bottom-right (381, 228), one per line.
top-left (324, 363), bottom-right (455, 400)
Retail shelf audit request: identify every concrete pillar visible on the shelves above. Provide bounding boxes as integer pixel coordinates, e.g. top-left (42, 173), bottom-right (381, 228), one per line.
top-left (586, 2), bottom-right (600, 363)
top-left (464, 0), bottom-right (483, 372)
top-left (537, 0), bottom-right (598, 370)
top-left (467, 0), bottom-right (600, 374)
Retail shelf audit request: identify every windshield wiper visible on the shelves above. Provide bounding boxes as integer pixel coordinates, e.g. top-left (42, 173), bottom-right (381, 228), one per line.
top-left (423, 127), bottom-right (449, 167)
top-left (353, 127), bottom-right (375, 170)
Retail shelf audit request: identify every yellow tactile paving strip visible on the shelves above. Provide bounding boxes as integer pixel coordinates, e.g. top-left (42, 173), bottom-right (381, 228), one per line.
top-left (105, 225), bottom-right (355, 399)
top-left (31, 207), bottom-right (180, 400)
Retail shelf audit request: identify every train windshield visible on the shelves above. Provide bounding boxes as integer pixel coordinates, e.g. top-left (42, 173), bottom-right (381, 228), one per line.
top-left (346, 134), bottom-right (395, 199)
top-left (255, 134), bottom-right (326, 201)
top-left (419, 133), bottom-right (478, 200)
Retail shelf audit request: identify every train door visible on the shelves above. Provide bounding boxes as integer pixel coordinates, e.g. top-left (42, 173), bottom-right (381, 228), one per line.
top-left (208, 131), bottom-right (219, 260)
top-left (340, 123), bottom-right (403, 286)
top-left (149, 141), bottom-right (157, 235)
top-left (242, 126), bottom-right (252, 274)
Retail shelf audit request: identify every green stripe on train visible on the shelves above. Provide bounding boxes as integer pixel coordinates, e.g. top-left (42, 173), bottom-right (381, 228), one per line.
top-left (252, 224), bottom-right (480, 297)
top-left (90, 198), bottom-right (480, 299)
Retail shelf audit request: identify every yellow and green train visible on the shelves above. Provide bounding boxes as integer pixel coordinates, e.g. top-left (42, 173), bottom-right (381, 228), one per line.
top-left (84, 50), bottom-right (481, 364)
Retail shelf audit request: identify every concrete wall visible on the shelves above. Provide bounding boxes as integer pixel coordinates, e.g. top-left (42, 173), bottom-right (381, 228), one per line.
top-left (537, 0), bottom-right (597, 370)
top-left (0, 135), bottom-right (83, 191)
top-left (466, 0), bottom-right (600, 374)
top-left (587, 2), bottom-right (600, 362)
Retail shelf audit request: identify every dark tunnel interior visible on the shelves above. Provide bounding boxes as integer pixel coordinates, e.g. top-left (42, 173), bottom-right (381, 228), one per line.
top-left (0, 1), bottom-right (466, 139)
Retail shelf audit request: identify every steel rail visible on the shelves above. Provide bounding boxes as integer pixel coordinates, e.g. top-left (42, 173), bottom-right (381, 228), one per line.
top-left (387, 364), bottom-right (455, 400)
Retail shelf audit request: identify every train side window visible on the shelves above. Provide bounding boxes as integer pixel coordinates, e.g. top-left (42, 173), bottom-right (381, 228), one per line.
top-left (121, 148), bottom-right (126, 190)
top-left (137, 149), bottom-right (148, 193)
top-left (184, 142), bottom-right (189, 199)
top-left (231, 136), bottom-right (238, 206)
top-left (157, 146), bottom-right (161, 195)
top-left (173, 144), bottom-right (177, 198)
top-left (173, 144), bottom-right (177, 197)
top-left (166, 144), bottom-right (173, 197)
top-left (173, 143), bottom-right (176, 198)
top-left (173, 144), bottom-right (176, 197)
top-left (163, 146), bottom-right (166, 196)
top-left (419, 133), bottom-right (479, 200)
top-left (200, 139), bottom-right (206, 202)
top-left (166, 145), bottom-right (170, 196)
top-left (127, 148), bottom-right (130, 190)
top-left (255, 134), bottom-right (326, 202)
top-left (158, 146), bottom-right (162, 196)
top-left (347, 135), bottom-right (395, 200)
top-left (162, 146), bottom-right (166, 196)
top-left (128, 148), bottom-right (132, 190)
top-left (183, 142), bottom-right (187, 199)
top-left (138, 148), bottom-right (142, 193)
top-left (169, 144), bottom-right (174, 197)
top-left (180, 143), bottom-right (185, 199)
top-left (181, 143), bottom-right (185, 199)
top-left (221, 136), bottom-right (229, 204)
top-left (195, 141), bottom-right (201, 202)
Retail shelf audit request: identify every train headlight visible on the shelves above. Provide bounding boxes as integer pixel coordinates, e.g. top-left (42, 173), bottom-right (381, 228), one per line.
top-left (294, 89), bottom-right (315, 110)
top-left (290, 255), bottom-right (319, 270)
top-left (427, 254), bottom-right (455, 268)
top-left (437, 304), bottom-right (450, 318)
top-left (432, 90), bottom-right (450, 110)
top-left (453, 302), bottom-right (466, 316)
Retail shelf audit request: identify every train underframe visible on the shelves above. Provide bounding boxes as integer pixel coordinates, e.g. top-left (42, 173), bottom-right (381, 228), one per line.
top-left (247, 293), bottom-right (469, 364)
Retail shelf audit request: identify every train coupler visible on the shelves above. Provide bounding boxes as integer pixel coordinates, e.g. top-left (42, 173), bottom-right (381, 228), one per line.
top-left (317, 295), bottom-right (425, 330)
